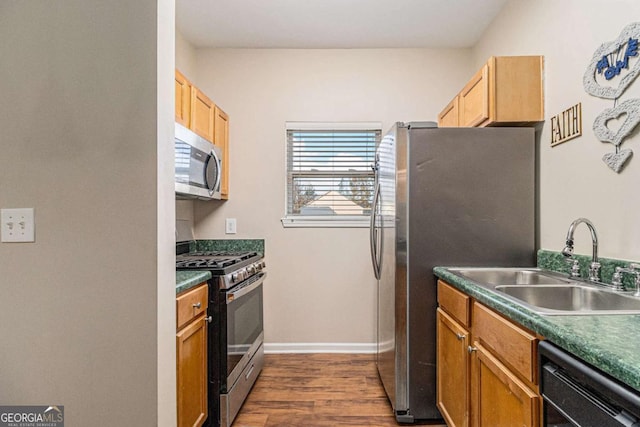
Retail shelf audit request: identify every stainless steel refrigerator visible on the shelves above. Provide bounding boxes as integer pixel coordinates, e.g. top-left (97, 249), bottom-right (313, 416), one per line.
top-left (369, 122), bottom-right (536, 423)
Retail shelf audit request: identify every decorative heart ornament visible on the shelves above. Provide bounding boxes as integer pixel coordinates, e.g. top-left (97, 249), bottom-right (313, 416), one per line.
top-left (602, 149), bottom-right (633, 173)
top-left (584, 22), bottom-right (640, 99)
top-left (592, 99), bottom-right (640, 146)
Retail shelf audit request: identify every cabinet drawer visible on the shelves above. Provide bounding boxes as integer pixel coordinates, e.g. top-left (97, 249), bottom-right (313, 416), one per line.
top-left (438, 280), bottom-right (470, 327)
top-left (472, 302), bottom-right (538, 384)
top-left (177, 283), bottom-right (208, 330)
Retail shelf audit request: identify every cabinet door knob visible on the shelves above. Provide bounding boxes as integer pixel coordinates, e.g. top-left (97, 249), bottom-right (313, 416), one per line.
top-left (467, 346), bottom-right (478, 354)
top-left (204, 316), bottom-right (212, 323)
top-left (456, 333), bottom-right (466, 341)
top-left (193, 302), bottom-right (201, 309)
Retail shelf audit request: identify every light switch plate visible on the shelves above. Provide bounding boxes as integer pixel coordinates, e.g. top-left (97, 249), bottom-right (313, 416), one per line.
top-left (1, 208), bottom-right (35, 242)
top-left (225, 218), bottom-right (237, 234)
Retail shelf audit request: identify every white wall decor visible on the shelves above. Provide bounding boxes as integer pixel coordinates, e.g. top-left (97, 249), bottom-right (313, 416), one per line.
top-left (584, 22), bottom-right (640, 172)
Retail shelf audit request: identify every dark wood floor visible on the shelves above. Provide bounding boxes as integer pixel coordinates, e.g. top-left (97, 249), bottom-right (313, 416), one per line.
top-left (232, 353), bottom-right (446, 427)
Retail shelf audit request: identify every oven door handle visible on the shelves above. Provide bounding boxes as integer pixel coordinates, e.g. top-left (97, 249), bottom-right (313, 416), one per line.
top-left (227, 272), bottom-right (266, 304)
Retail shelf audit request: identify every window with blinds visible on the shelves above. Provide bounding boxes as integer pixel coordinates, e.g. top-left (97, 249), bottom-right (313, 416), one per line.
top-left (283, 122), bottom-right (381, 227)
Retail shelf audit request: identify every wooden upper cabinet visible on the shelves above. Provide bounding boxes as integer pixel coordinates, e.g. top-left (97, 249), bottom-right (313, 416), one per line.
top-left (437, 96), bottom-right (460, 128)
top-left (438, 56), bottom-right (544, 128)
top-left (175, 70), bottom-right (192, 127)
top-left (214, 106), bottom-right (229, 199)
top-left (459, 64), bottom-right (490, 127)
top-left (191, 87), bottom-right (215, 143)
top-left (175, 69), bottom-right (231, 199)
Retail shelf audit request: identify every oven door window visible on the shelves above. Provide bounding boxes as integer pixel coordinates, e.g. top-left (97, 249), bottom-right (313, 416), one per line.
top-left (226, 280), bottom-right (263, 380)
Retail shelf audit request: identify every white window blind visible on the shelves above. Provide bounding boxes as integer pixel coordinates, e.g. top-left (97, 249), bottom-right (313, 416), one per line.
top-left (283, 122), bottom-right (381, 227)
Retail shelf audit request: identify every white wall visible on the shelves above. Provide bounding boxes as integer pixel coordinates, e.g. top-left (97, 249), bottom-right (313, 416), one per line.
top-left (474, 0), bottom-right (640, 260)
top-left (176, 30), bottom-right (198, 79)
top-left (0, 1), bottom-right (176, 425)
top-left (188, 48), bottom-right (472, 346)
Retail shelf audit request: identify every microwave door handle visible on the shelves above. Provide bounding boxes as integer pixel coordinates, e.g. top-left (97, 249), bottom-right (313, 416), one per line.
top-left (213, 149), bottom-right (222, 193)
top-left (205, 149), bottom-right (222, 195)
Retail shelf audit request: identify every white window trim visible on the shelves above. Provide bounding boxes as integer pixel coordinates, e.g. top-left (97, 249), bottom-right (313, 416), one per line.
top-left (281, 121), bottom-right (381, 229)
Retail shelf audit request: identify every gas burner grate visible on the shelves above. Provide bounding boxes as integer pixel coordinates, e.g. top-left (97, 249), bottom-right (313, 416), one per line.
top-left (175, 251), bottom-right (260, 270)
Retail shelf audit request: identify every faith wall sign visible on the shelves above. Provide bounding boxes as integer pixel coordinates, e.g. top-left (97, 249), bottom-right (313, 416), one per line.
top-left (551, 103), bottom-right (582, 147)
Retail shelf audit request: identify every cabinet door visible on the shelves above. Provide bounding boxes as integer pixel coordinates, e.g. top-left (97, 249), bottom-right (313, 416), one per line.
top-left (175, 70), bottom-right (192, 127)
top-left (471, 342), bottom-right (539, 427)
top-left (438, 96), bottom-right (460, 127)
top-left (191, 87), bottom-right (215, 143)
top-left (214, 106), bottom-right (229, 199)
top-left (459, 64), bottom-right (489, 127)
top-left (491, 56), bottom-right (545, 124)
top-left (177, 315), bottom-right (208, 427)
top-left (437, 308), bottom-right (470, 427)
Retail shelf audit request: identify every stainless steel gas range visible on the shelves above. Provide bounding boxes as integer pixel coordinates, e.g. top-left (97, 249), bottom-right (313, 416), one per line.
top-left (176, 243), bottom-right (265, 427)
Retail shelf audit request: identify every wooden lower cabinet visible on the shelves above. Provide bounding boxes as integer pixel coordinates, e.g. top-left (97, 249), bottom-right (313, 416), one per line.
top-left (437, 280), bottom-right (541, 427)
top-left (436, 308), bottom-right (470, 427)
top-left (177, 284), bottom-right (209, 427)
top-left (471, 342), bottom-right (540, 427)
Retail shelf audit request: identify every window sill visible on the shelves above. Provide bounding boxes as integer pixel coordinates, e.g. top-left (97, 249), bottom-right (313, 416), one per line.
top-left (281, 216), bottom-right (371, 228)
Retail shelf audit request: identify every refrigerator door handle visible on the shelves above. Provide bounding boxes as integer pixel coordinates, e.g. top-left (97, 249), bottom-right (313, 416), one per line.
top-left (369, 182), bottom-right (382, 280)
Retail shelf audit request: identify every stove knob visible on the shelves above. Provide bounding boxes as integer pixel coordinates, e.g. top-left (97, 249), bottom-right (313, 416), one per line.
top-left (232, 272), bottom-right (239, 283)
top-left (247, 265), bottom-right (255, 275)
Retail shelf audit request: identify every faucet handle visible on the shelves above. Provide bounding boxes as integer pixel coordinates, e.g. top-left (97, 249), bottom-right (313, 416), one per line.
top-left (564, 257), bottom-right (581, 278)
top-left (612, 266), bottom-right (626, 291)
top-left (612, 264), bottom-right (640, 293)
top-left (588, 261), bottom-right (601, 282)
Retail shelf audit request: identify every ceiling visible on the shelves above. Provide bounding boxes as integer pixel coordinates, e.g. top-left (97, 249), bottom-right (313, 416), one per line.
top-left (176, 0), bottom-right (509, 49)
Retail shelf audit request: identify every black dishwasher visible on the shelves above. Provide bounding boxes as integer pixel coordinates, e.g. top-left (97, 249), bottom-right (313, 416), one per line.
top-left (539, 341), bottom-right (640, 427)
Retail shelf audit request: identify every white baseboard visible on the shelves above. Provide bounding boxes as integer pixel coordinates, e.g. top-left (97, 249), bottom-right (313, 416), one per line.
top-left (264, 342), bottom-right (376, 354)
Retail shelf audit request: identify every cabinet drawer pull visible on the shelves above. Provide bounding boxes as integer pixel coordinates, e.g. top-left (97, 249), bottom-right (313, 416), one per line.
top-left (468, 345), bottom-right (478, 354)
top-left (204, 316), bottom-right (212, 323)
top-left (456, 333), bottom-right (466, 341)
top-left (193, 302), bottom-right (201, 309)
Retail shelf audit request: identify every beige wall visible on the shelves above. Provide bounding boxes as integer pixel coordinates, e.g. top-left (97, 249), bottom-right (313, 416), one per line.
top-left (188, 48), bottom-right (472, 346)
top-left (474, 0), bottom-right (640, 260)
top-left (176, 30), bottom-right (198, 82)
top-left (157, 0), bottom-right (177, 425)
top-left (0, 1), bottom-right (175, 425)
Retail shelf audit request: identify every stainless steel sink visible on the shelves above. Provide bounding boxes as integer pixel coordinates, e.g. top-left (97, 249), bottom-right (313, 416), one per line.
top-left (453, 268), bottom-right (570, 286)
top-left (495, 284), bottom-right (640, 314)
top-left (448, 267), bottom-right (640, 315)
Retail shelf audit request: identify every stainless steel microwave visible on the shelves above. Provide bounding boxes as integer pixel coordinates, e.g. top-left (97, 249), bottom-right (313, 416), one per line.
top-left (175, 123), bottom-right (222, 200)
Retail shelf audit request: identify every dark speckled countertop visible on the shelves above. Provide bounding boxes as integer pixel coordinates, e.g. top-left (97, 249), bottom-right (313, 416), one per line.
top-left (176, 271), bottom-right (211, 295)
top-left (434, 264), bottom-right (640, 393)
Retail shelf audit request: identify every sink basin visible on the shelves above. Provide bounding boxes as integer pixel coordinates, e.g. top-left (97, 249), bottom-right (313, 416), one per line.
top-left (447, 267), bottom-right (640, 315)
top-left (495, 285), bottom-right (640, 314)
top-left (452, 268), bottom-right (571, 286)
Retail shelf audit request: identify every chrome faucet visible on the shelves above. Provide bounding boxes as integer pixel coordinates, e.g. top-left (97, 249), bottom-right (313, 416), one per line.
top-left (612, 264), bottom-right (640, 294)
top-left (561, 218), bottom-right (601, 282)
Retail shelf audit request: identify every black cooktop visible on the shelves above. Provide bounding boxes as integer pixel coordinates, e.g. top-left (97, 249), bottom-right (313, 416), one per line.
top-left (176, 250), bottom-right (261, 274)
